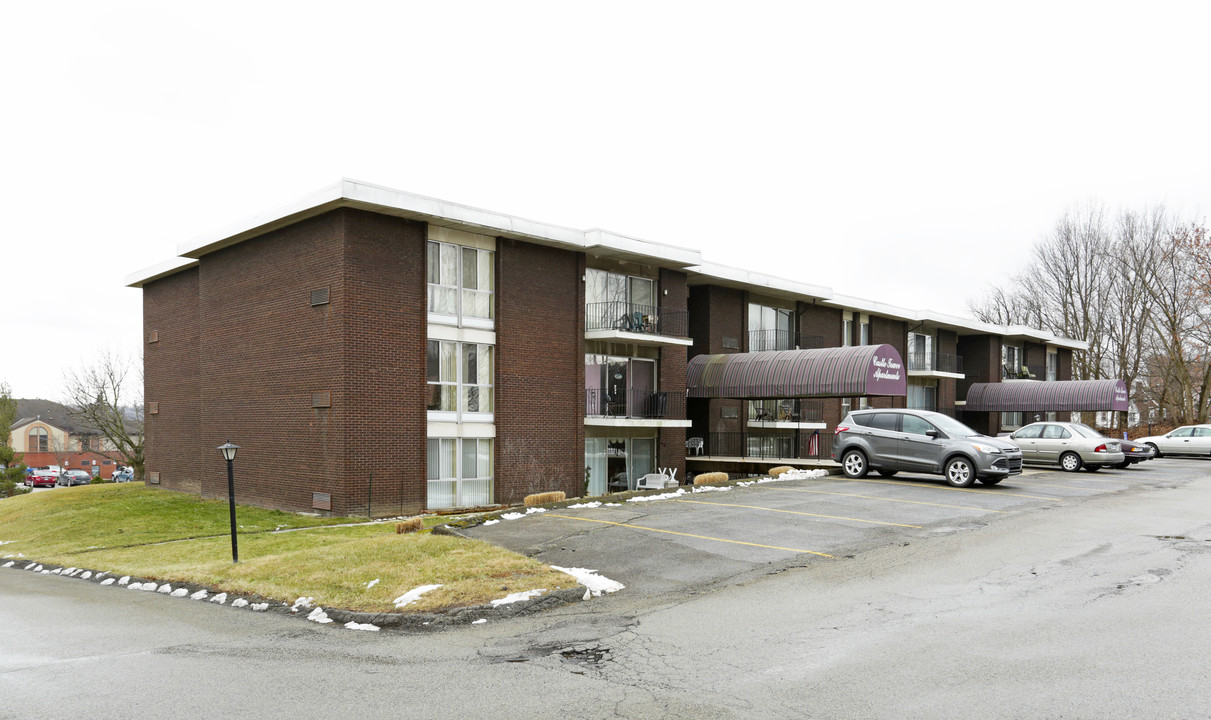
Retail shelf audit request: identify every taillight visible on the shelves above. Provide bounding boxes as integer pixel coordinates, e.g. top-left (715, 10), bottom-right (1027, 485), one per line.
top-left (834, 426), bottom-right (849, 435)
top-left (1093, 444), bottom-right (1107, 453)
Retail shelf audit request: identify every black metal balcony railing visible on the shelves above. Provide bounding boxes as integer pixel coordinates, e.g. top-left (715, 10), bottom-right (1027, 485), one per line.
top-left (586, 388), bottom-right (686, 420)
top-left (705, 431), bottom-right (834, 460)
top-left (586, 301), bottom-right (688, 338)
top-left (747, 330), bottom-right (826, 352)
top-left (1003, 363), bottom-right (1045, 380)
top-left (907, 352), bottom-right (964, 374)
top-left (748, 399), bottom-right (824, 424)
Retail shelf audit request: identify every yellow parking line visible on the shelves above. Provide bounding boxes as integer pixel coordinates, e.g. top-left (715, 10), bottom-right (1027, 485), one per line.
top-left (830, 476), bottom-right (1063, 501)
top-left (779, 487), bottom-right (1006, 513)
top-left (1004, 477), bottom-right (1119, 492)
top-left (543, 514), bottom-right (834, 558)
top-left (674, 499), bottom-right (922, 528)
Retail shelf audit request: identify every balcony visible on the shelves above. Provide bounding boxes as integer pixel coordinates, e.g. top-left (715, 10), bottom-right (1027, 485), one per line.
top-left (697, 431), bottom-right (835, 460)
top-left (585, 302), bottom-right (691, 346)
top-left (747, 330), bottom-right (826, 352)
top-left (907, 351), bottom-right (965, 378)
top-left (585, 389), bottom-right (690, 428)
top-left (747, 399), bottom-right (826, 429)
top-left (1002, 363), bottom-right (1045, 381)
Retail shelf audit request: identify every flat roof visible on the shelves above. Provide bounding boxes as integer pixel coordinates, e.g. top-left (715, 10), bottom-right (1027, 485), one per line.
top-left (126, 179), bottom-right (1087, 351)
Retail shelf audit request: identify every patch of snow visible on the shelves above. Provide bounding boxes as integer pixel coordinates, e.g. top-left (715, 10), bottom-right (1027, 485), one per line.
top-left (290, 596), bottom-right (314, 613)
top-left (393, 584), bottom-right (443, 608)
top-left (0, 540), bottom-right (11, 546)
top-left (100, 578), bottom-right (115, 586)
top-left (40, 569), bottom-right (49, 574)
top-left (481, 519), bottom-right (500, 526)
top-left (210, 593), bottom-right (228, 604)
top-left (127, 582), bottom-right (145, 590)
top-left (157, 584), bottom-right (173, 593)
top-left (80, 571), bottom-right (91, 580)
top-left (63, 567), bottom-right (77, 576)
top-left (551, 565), bottom-right (625, 597)
top-left (190, 590), bottom-right (209, 600)
top-left (626, 488), bottom-right (687, 503)
top-left (231, 598), bottom-right (249, 608)
top-left (567, 501), bottom-right (602, 509)
top-left (471, 618), bottom-right (487, 624)
top-left (118, 576), bottom-right (130, 585)
top-left (344, 621), bottom-right (380, 632)
top-left (365, 578), bottom-right (379, 589)
top-left (31, 564), bottom-right (43, 572)
top-left (141, 583), bottom-right (158, 592)
top-left (525, 507), bottom-right (547, 514)
top-left (499, 512), bottom-right (525, 520)
top-left (2, 561), bottom-right (13, 568)
top-left (250, 603), bottom-right (269, 611)
top-left (692, 485), bottom-right (732, 493)
top-left (307, 607), bottom-right (333, 624)
top-left (50, 568), bottom-right (62, 575)
top-left (605, 503), bottom-right (622, 507)
top-left (583, 587), bottom-right (592, 601)
top-left (490, 589), bottom-right (546, 607)
top-left (170, 588), bottom-right (189, 598)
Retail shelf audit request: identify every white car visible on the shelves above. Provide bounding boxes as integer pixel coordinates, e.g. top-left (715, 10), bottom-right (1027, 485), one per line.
top-left (1136, 424), bottom-right (1211, 457)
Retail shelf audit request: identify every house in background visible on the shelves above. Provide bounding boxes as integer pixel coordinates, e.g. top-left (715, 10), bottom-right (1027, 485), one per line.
top-left (127, 180), bottom-right (1111, 517)
top-left (8, 400), bottom-right (124, 478)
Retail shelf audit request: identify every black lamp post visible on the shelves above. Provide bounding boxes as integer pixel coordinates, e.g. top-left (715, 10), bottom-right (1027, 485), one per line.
top-left (217, 441), bottom-right (241, 563)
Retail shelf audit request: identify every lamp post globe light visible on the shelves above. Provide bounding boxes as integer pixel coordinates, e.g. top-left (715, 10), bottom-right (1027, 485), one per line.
top-left (217, 441), bottom-right (241, 563)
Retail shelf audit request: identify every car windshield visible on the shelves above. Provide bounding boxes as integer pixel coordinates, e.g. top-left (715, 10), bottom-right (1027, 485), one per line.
top-left (1069, 423), bottom-right (1104, 439)
top-left (929, 414), bottom-right (981, 437)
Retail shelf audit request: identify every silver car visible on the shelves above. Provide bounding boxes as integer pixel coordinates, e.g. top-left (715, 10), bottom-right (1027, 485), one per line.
top-left (833, 409), bottom-right (1022, 487)
top-left (1009, 422), bottom-right (1124, 472)
top-left (1135, 424), bottom-right (1211, 458)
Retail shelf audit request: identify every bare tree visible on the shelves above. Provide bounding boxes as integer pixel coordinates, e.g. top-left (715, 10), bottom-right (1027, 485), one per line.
top-left (62, 351), bottom-right (145, 481)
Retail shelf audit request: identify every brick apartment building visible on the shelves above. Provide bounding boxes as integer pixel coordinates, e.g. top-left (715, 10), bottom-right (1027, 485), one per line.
top-left (129, 180), bottom-right (1110, 517)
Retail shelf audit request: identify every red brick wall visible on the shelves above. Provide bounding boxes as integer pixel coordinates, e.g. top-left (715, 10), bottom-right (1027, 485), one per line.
top-left (657, 269), bottom-right (687, 476)
top-left (800, 305), bottom-right (845, 428)
top-left (937, 329), bottom-right (959, 416)
top-left (957, 334), bottom-right (999, 435)
top-left (495, 239), bottom-right (584, 503)
top-left (341, 211), bottom-right (427, 516)
top-left (195, 212), bottom-right (349, 514)
top-left (143, 267), bottom-right (202, 492)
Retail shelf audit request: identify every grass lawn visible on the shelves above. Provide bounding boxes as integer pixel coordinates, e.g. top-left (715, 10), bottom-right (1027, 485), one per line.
top-left (0, 484), bottom-right (572, 613)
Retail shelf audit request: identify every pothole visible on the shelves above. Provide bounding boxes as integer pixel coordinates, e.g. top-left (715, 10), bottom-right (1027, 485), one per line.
top-left (560, 645), bottom-right (612, 667)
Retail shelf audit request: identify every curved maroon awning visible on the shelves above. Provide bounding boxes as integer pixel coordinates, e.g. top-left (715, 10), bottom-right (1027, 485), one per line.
top-left (964, 379), bottom-right (1129, 412)
top-left (687, 344), bottom-right (906, 399)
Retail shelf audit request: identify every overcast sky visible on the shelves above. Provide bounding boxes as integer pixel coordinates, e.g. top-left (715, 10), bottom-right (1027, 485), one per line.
top-left (3, 1), bottom-right (1208, 400)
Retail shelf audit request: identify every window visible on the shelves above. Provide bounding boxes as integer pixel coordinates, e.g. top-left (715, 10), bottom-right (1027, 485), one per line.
top-left (1195, 428), bottom-right (1211, 437)
top-left (586, 269), bottom-right (655, 309)
top-left (1000, 411), bottom-right (1023, 429)
top-left (841, 397), bottom-right (852, 417)
top-left (907, 383), bottom-right (936, 411)
top-left (1002, 345), bottom-right (1022, 378)
top-left (1041, 425), bottom-right (1070, 440)
top-left (748, 303), bottom-right (794, 350)
top-left (427, 340), bottom-right (494, 417)
top-left (1013, 424), bottom-right (1044, 439)
top-left (902, 415), bottom-right (936, 436)
top-left (427, 438), bottom-right (493, 509)
top-left (842, 318), bottom-right (853, 347)
top-left (1046, 352), bottom-right (1058, 381)
top-left (869, 413), bottom-right (899, 431)
top-left (28, 427), bottom-right (47, 452)
top-left (1170, 427), bottom-right (1193, 438)
top-left (859, 320), bottom-right (871, 346)
top-left (427, 241), bottom-right (494, 323)
top-left (858, 396), bottom-right (870, 410)
top-left (907, 332), bottom-right (934, 371)
top-left (748, 399), bottom-right (797, 422)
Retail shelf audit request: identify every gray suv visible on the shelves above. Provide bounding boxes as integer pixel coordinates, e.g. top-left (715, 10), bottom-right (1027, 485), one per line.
top-left (833, 409), bottom-right (1022, 487)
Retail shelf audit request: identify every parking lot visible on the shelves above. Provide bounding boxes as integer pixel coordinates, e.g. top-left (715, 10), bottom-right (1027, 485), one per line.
top-left (466, 459), bottom-right (1201, 598)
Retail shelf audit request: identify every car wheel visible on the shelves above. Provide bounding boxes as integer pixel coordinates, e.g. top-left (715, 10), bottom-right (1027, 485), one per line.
top-left (876, 469), bottom-right (898, 478)
top-left (841, 449), bottom-right (869, 478)
top-left (1115, 460), bottom-right (1131, 470)
top-left (1060, 452), bottom-right (1083, 472)
top-left (979, 477), bottom-right (1003, 485)
top-left (944, 457), bottom-right (976, 487)
top-left (1146, 443), bottom-right (1160, 458)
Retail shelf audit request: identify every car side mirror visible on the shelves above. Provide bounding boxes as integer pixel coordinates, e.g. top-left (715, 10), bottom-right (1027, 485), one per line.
top-left (925, 429), bottom-right (939, 438)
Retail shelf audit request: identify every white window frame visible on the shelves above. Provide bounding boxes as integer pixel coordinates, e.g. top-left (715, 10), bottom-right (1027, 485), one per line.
top-left (907, 331), bottom-right (934, 371)
top-left (1046, 351), bottom-right (1058, 381)
top-left (427, 340), bottom-right (494, 422)
top-left (427, 240), bottom-right (495, 329)
top-left (427, 437), bottom-right (493, 509)
top-left (748, 302), bottom-right (794, 350)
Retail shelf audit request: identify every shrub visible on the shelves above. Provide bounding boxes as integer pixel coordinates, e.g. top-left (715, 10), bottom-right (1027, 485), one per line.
top-left (395, 518), bottom-right (423, 534)
top-left (0, 477), bottom-right (31, 498)
top-left (524, 491), bottom-right (566, 507)
top-left (768, 466), bottom-right (794, 478)
top-left (692, 472), bottom-right (729, 486)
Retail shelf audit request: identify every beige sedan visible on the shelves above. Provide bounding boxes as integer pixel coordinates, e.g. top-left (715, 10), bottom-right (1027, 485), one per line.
top-left (1010, 422), bottom-right (1124, 472)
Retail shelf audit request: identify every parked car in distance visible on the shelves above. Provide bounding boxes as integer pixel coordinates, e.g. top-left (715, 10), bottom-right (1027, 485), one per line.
top-left (25, 469), bottom-right (58, 488)
top-left (1135, 424), bottom-right (1211, 458)
top-left (1009, 421), bottom-right (1124, 472)
top-left (1116, 438), bottom-right (1156, 468)
top-left (833, 408), bottom-right (1022, 488)
top-left (57, 469), bottom-right (93, 487)
top-left (111, 468), bottom-right (134, 482)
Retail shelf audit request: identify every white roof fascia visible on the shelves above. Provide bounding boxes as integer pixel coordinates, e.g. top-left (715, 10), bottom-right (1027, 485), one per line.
top-left (583, 229), bottom-right (702, 268)
top-left (125, 257), bottom-right (200, 288)
top-left (688, 262), bottom-right (833, 302)
top-left (822, 293), bottom-right (923, 323)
